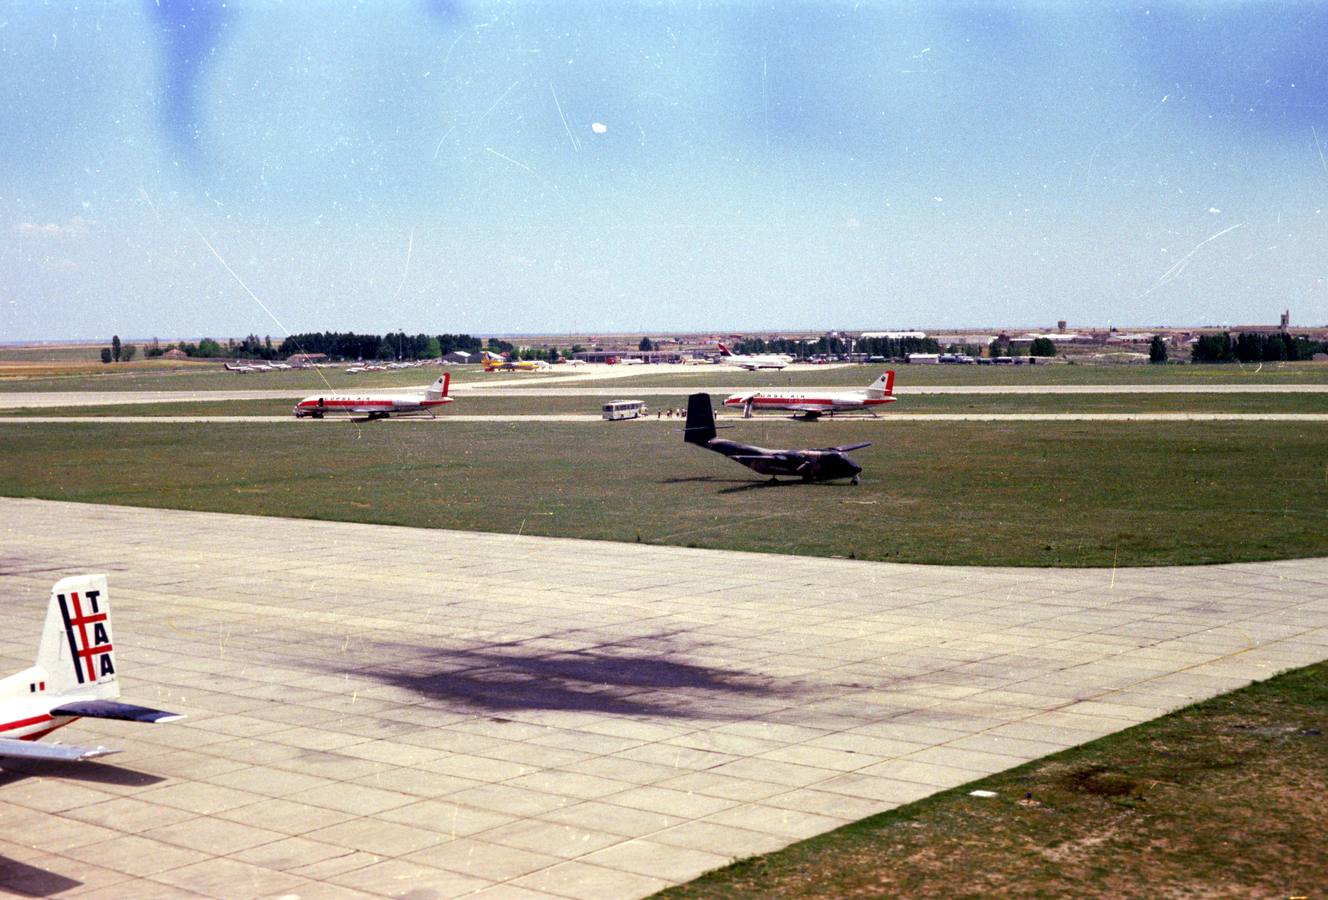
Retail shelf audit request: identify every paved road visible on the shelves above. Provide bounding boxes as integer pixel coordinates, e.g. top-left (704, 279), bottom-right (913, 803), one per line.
top-left (4, 413), bottom-right (1328, 424)
top-left (2, 499), bottom-right (1325, 898)
top-left (2, 382), bottom-right (1327, 409)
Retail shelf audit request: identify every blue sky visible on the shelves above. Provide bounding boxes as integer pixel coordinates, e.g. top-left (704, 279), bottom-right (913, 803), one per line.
top-left (3, 1), bottom-right (1326, 340)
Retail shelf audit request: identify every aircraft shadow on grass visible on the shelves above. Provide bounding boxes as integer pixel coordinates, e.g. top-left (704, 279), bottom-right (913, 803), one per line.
top-left (660, 475), bottom-right (855, 494)
top-left (338, 631), bottom-right (798, 719)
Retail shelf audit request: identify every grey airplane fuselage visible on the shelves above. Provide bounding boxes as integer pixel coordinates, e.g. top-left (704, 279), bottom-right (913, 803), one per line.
top-left (701, 438), bottom-right (864, 482)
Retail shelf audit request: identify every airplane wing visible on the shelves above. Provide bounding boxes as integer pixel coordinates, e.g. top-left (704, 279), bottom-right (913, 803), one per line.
top-left (51, 699), bottom-right (184, 724)
top-left (0, 737), bottom-right (120, 762)
top-left (785, 405), bottom-right (825, 414)
top-left (831, 442), bottom-right (873, 452)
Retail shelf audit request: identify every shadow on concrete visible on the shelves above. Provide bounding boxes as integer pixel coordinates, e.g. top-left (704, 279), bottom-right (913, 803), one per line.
top-left (341, 632), bottom-right (792, 719)
top-left (0, 856), bottom-right (81, 897)
top-left (0, 760), bottom-right (167, 788)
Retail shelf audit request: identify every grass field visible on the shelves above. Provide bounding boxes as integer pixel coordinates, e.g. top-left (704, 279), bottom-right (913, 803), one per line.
top-left (2, 420), bottom-right (1324, 567)
top-left (3, 392), bottom-right (1327, 417)
top-left (659, 660), bottom-right (1328, 898)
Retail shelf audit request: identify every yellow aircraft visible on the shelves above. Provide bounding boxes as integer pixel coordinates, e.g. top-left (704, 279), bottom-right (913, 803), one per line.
top-left (481, 351), bottom-right (551, 372)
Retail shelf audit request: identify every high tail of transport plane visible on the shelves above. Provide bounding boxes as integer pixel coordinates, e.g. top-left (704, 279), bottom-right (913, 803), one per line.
top-left (0, 575), bottom-right (183, 763)
top-left (684, 392), bottom-right (719, 445)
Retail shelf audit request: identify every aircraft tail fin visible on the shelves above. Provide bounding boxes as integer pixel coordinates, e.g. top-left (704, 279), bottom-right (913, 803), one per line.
top-left (37, 575), bottom-right (119, 701)
top-left (426, 373), bottom-right (450, 399)
top-left (866, 370), bottom-right (895, 399)
top-left (716, 343), bottom-right (733, 357)
top-left (684, 393), bottom-right (717, 444)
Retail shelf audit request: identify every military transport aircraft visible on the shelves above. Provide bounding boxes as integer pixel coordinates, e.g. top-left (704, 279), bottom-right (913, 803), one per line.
top-left (716, 343), bottom-right (791, 370)
top-left (683, 393), bottom-right (870, 484)
top-left (0, 575), bottom-right (182, 763)
top-left (293, 373), bottom-right (452, 419)
top-left (724, 370), bottom-right (896, 419)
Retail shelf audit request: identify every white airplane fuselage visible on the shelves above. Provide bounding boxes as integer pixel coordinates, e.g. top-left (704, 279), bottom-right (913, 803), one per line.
top-left (723, 391), bottom-right (894, 415)
top-left (723, 370), bottom-right (896, 418)
top-left (294, 374), bottom-right (451, 419)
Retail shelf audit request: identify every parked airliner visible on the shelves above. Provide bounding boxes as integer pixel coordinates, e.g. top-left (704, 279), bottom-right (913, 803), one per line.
top-left (293, 374), bottom-right (452, 419)
top-left (724, 370), bottom-right (896, 419)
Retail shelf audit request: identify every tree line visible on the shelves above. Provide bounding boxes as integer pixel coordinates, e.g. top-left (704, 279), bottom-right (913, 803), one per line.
top-left (734, 335), bottom-right (943, 358)
top-left (1191, 332), bottom-right (1327, 363)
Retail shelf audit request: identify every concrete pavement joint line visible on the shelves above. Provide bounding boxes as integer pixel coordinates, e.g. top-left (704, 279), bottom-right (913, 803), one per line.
top-left (1, 497), bottom-right (1326, 897)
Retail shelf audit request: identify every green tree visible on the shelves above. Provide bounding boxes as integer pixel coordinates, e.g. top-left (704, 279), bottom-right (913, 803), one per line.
top-left (1149, 335), bottom-right (1168, 363)
top-left (988, 338), bottom-right (1007, 358)
top-left (111, 335), bottom-right (121, 362)
top-left (1191, 332), bottom-right (1234, 363)
top-left (100, 347), bottom-right (112, 364)
top-left (121, 344), bottom-right (137, 362)
top-left (639, 336), bottom-right (654, 352)
top-left (196, 337), bottom-right (223, 357)
top-left (1029, 337), bottom-right (1057, 357)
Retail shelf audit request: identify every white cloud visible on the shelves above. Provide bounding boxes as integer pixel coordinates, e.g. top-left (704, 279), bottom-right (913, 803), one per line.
top-left (15, 215), bottom-right (100, 238)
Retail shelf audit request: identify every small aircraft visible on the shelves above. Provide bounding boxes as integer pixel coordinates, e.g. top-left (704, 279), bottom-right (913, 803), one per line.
top-left (1, 575), bottom-right (183, 763)
top-left (223, 361), bottom-right (256, 373)
top-left (481, 351), bottom-right (552, 373)
top-left (683, 393), bottom-right (870, 484)
top-left (293, 373), bottom-right (452, 419)
top-left (724, 370), bottom-right (897, 419)
top-left (716, 343), bottom-right (791, 370)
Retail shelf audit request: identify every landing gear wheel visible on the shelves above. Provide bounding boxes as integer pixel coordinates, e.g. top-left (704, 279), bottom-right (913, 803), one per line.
top-left (851, 475), bottom-right (861, 485)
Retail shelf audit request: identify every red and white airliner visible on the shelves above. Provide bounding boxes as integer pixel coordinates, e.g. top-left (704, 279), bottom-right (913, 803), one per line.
top-left (293, 373), bottom-right (452, 419)
top-left (723, 370), bottom-right (896, 419)
top-left (0, 575), bottom-right (183, 763)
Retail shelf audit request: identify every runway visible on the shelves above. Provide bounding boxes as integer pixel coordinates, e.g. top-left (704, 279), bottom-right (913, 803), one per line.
top-left (3, 412), bottom-right (1328, 424)
top-left (2, 499), bottom-right (1325, 898)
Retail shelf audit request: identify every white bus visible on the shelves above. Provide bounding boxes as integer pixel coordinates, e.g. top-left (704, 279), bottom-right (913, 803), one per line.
top-left (602, 400), bottom-right (647, 420)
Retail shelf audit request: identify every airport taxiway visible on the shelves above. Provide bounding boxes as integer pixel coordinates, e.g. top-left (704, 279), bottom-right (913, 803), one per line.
top-left (2, 381), bottom-right (1327, 410)
top-left (4, 412), bottom-right (1328, 424)
top-left (2, 499), bottom-right (1326, 898)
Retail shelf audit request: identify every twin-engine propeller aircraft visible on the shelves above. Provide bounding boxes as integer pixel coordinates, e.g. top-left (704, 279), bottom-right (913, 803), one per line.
top-left (683, 393), bottom-right (871, 484)
top-left (724, 370), bottom-right (897, 419)
top-left (293, 373), bottom-right (452, 419)
top-left (1, 575), bottom-right (182, 763)
top-left (716, 343), bottom-right (791, 370)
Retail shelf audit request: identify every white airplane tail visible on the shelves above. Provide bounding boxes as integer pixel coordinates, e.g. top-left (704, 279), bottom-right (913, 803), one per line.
top-left (37, 574), bottom-right (119, 701)
top-left (425, 373), bottom-right (451, 400)
top-left (866, 370), bottom-right (896, 399)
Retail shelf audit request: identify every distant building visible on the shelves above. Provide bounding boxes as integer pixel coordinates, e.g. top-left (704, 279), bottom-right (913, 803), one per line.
top-left (161, 348), bottom-right (189, 360)
top-left (442, 350), bottom-right (474, 364)
top-left (862, 331), bottom-right (927, 340)
top-left (907, 353), bottom-right (940, 364)
top-left (287, 352), bottom-right (328, 364)
top-left (1281, 309), bottom-right (1290, 331)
